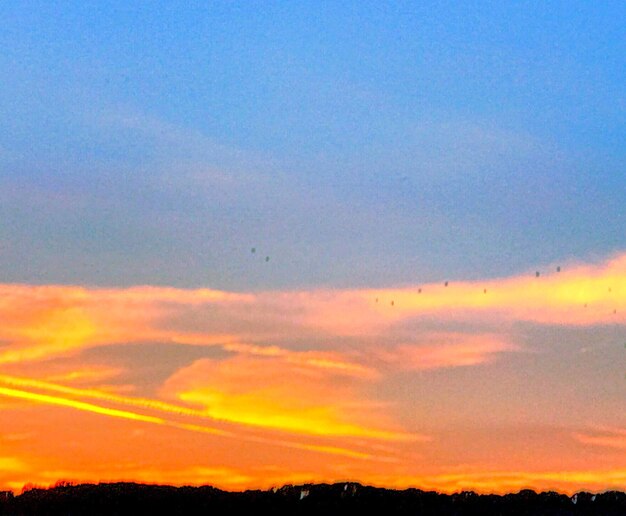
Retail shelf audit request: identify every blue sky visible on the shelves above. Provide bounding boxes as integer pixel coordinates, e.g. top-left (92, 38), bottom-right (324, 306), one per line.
top-left (0, 1), bottom-right (624, 290)
top-left (1, 2), bottom-right (626, 495)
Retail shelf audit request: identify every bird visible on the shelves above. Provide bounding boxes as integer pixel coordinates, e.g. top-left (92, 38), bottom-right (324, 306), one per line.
top-left (265, 256), bottom-right (270, 262)
top-left (418, 288), bottom-right (422, 293)
top-left (391, 300), bottom-right (394, 306)
top-left (251, 247), bottom-right (256, 253)
top-left (484, 288), bottom-right (487, 294)
top-left (556, 266), bottom-right (561, 272)
top-left (444, 281), bottom-right (449, 287)
top-left (535, 271), bottom-right (540, 278)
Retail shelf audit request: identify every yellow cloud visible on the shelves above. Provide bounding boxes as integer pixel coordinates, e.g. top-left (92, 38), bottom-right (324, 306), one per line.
top-left (0, 386), bottom-right (166, 425)
top-left (360, 254), bottom-right (626, 327)
top-left (162, 355), bottom-right (415, 441)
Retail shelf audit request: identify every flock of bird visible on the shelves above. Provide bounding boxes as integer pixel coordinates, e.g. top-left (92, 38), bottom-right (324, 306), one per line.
top-left (251, 247), bottom-right (270, 262)
top-left (249, 248), bottom-right (619, 315)
top-left (374, 265), bottom-right (567, 307)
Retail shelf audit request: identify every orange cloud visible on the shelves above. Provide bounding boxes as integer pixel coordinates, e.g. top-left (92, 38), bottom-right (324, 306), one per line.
top-left (573, 427), bottom-right (626, 450)
top-left (171, 337), bottom-right (378, 379)
top-left (0, 253), bottom-right (623, 369)
top-left (42, 366), bottom-right (124, 384)
top-left (371, 333), bottom-right (516, 371)
top-left (162, 355), bottom-right (414, 441)
top-left (0, 284), bottom-right (249, 366)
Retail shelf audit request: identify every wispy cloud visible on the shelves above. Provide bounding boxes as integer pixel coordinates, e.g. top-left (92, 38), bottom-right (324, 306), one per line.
top-left (0, 253), bottom-right (623, 368)
top-left (573, 427), bottom-right (626, 450)
top-left (161, 355), bottom-right (414, 441)
top-left (371, 334), bottom-right (516, 371)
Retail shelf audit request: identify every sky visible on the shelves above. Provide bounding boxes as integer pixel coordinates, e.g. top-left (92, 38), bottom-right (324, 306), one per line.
top-left (0, 1), bottom-right (624, 494)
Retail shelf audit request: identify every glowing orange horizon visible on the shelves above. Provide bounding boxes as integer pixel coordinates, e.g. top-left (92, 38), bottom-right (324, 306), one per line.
top-left (0, 253), bottom-right (625, 494)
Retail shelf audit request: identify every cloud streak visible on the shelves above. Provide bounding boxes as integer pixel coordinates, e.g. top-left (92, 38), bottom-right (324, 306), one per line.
top-left (0, 253), bottom-right (623, 367)
top-left (0, 373), bottom-right (414, 462)
top-left (574, 427), bottom-right (626, 450)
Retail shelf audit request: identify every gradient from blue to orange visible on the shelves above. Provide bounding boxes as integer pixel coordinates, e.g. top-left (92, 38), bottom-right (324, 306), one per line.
top-left (0, 1), bottom-right (624, 494)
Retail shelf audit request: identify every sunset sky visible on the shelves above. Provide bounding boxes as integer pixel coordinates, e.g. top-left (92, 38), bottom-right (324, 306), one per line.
top-left (0, 1), bottom-right (625, 494)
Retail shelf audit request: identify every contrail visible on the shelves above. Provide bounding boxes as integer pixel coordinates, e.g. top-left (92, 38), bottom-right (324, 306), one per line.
top-left (0, 374), bottom-right (387, 461)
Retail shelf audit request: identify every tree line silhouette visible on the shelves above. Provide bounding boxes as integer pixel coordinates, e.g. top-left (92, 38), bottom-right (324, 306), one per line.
top-left (0, 482), bottom-right (625, 515)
